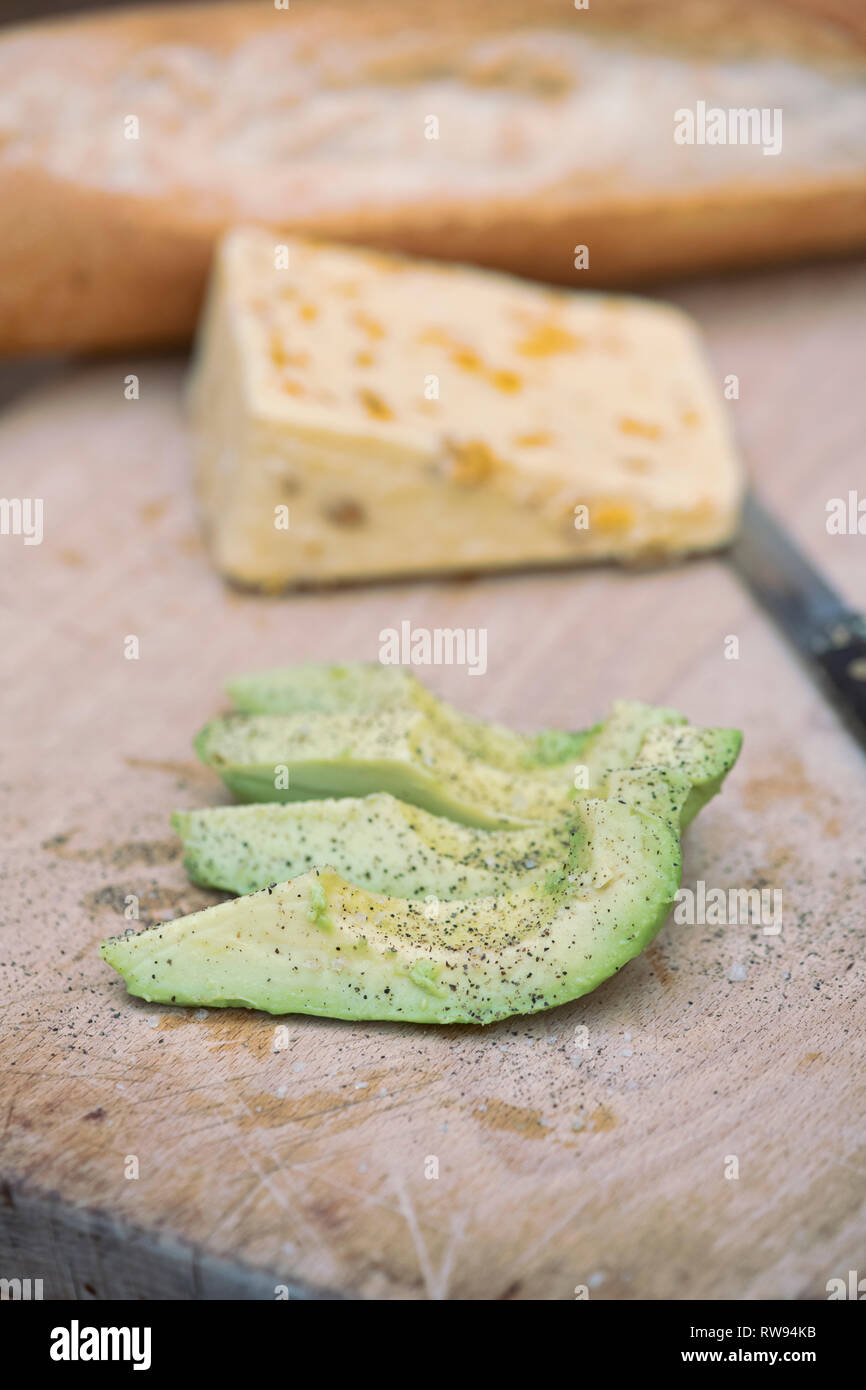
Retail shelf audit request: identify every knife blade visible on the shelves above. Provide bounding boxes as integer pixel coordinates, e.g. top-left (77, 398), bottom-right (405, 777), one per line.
top-left (728, 490), bottom-right (866, 752)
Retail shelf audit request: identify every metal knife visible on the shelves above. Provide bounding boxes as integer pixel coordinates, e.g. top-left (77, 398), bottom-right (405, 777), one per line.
top-left (729, 490), bottom-right (866, 752)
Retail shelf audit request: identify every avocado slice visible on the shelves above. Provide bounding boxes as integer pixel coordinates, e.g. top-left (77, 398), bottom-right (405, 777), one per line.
top-left (226, 662), bottom-right (592, 770)
top-left (101, 769), bottom-right (686, 1026)
top-left (226, 662), bottom-right (413, 717)
top-left (194, 698), bottom-right (711, 830)
top-left (172, 793), bottom-right (572, 900)
top-left (103, 721), bottom-right (741, 1024)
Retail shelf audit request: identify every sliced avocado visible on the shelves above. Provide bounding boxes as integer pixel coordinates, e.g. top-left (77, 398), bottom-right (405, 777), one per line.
top-left (104, 721), bottom-right (741, 1025)
top-left (194, 698), bottom-right (719, 831)
top-left (227, 662), bottom-right (594, 770)
top-left (227, 662), bottom-right (416, 717)
top-left (632, 723), bottom-right (744, 825)
top-left (101, 770), bottom-right (685, 1026)
top-left (175, 722), bottom-right (740, 898)
top-left (172, 793), bottom-right (572, 900)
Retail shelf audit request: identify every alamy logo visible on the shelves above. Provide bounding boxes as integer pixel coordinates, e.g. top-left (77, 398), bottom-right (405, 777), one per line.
top-left (0, 1276), bottom-right (43, 1299)
top-left (50, 1321), bottom-right (152, 1371)
top-left (674, 101), bottom-right (782, 156)
top-left (0, 497), bottom-right (43, 545)
top-left (674, 881), bottom-right (782, 934)
top-left (379, 621), bottom-right (487, 676)
top-left (826, 1270), bottom-right (865, 1300)
top-left (826, 491), bottom-right (866, 535)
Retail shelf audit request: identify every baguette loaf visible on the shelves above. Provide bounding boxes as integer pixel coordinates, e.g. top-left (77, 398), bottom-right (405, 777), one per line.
top-left (1, 0), bottom-right (865, 354)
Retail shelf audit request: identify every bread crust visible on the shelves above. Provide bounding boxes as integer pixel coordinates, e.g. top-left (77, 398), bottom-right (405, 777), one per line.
top-left (2, 0), bottom-right (865, 354)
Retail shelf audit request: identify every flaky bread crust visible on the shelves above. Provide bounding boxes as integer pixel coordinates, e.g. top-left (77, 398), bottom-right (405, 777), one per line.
top-left (1, 0), bottom-right (865, 354)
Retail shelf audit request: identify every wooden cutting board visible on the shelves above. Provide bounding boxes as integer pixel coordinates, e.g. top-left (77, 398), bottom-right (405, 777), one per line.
top-left (1, 260), bottom-right (864, 1301)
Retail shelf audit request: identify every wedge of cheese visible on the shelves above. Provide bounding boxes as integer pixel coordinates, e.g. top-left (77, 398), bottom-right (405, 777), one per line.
top-left (189, 229), bottom-right (742, 588)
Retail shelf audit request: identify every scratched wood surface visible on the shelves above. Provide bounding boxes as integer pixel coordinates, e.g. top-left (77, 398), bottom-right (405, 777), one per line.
top-left (1, 259), bottom-right (864, 1301)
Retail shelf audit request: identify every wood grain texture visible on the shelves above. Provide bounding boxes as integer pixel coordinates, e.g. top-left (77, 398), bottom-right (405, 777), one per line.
top-left (0, 260), bottom-right (864, 1300)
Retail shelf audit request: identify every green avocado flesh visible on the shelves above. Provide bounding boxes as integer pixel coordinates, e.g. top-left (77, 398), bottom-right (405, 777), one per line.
top-left (194, 685), bottom-right (716, 831)
top-left (227, 663), bottom-right (593, 769)
top-left (104, 785), bottom-right (683, 1026)
top-left (172, 793), bottom-right (572, 901)
top-left (102, 665), bottom-right (742, 1026)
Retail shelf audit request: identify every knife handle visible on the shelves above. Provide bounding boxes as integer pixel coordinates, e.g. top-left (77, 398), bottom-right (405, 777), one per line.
top-left (811, 617), bottom-right (866, 749)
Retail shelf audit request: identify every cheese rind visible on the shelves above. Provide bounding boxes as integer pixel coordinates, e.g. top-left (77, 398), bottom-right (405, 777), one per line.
top-left (189, 229), bottom-right (742, 586)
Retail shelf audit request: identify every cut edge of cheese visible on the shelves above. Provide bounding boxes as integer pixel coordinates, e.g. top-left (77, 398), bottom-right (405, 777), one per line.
top-left (188, 227), bottom-right (743, 588)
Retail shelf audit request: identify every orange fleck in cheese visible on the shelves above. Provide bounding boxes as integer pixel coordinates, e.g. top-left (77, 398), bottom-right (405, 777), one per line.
top-left (418, 327), bottom-right (450, 348)
top-left (619, 417), bottom-right (663, 440)
top-left (490, 368), bottom-right (523, 393)
top-left (446, 439), bottom-right (503, 484)
top-left (452, 347), bottom-right (483, 371)
top-left (354, 312), bottom-right (386, 340)
top-left (299, 303), bottom-right (318, 322)
top-left (359, 388), bottom-right (393, 421)
top-left (271, 340), bottom-right (309, 369)
top-left (514, 431), bottom-right (553, 447)
top-left (593, 502), bottom-right (634, 531)
top-left (516, 323), bottom-right (582, 357)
